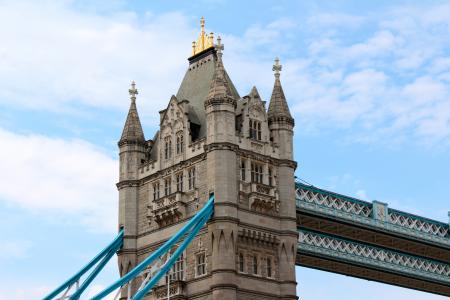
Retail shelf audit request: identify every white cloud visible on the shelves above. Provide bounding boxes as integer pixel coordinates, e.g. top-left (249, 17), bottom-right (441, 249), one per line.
top-left (0, 128), bottom-right (117, 232)
top-left (0, 0), bottom-right (194, 118)
top-left (1, 0), bottom-right (450, 148)
top-left (286, 3), bottom-right (450, 145)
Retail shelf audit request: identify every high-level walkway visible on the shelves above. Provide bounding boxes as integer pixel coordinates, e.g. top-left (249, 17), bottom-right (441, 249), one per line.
top-left (296, 182), bottom-right (450, 296)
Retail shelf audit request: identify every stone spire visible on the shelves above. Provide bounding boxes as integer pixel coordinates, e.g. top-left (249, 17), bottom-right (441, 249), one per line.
top-left (205, 36), bottom-right (235, 106)
top-left (119, 81), bottom-right (145, 146)
top-left (268, 57), bottom-right (294, 125)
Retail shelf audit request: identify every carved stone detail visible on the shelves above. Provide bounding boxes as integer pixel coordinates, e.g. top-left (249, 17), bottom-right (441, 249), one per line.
top-left (148, 192), bottom-right (186, 227)
top-left (152, 281), bottom-right (186, 299)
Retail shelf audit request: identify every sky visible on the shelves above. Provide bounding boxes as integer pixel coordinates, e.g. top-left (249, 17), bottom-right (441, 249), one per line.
top-left (0, 0), bottom-right (449, 299)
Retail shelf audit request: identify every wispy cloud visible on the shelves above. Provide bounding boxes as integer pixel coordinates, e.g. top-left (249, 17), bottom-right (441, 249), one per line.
top-left (0, 1), bottom-right (194, 117)
top-left (0, 128), bottom-right (117, 232)
top-left (217, 3), bottom-right (450, 147)
top-left (1, 1), bottom-right (449, 146)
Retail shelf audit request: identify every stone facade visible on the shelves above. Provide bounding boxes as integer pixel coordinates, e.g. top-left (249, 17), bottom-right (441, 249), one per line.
top-left (117, 32), bottom-right (297, 299)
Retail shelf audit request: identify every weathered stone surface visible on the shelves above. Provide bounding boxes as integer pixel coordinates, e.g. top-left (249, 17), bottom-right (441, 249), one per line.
top-left (118, 39), bottom-right (297, 299)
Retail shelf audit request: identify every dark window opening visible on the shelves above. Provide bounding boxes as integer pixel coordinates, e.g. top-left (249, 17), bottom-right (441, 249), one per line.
top-left (190, 122), bottom-right (201, 142)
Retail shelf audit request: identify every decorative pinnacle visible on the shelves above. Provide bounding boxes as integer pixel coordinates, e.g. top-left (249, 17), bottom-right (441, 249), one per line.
top-left (200, 16), bottom-right (205, 33)
top-left (129, 80), bottom-right (138, 102)
top-left (273, 57), bottom-right (282, 78)
top-left (215, 36), bottom-right (224, 58)
top-left (191, 17), bottom-right (215, 57)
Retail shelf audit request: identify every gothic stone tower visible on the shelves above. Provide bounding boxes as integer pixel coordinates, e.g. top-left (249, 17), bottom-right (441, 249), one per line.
top-left (117, 18), bottom-right (298, 300)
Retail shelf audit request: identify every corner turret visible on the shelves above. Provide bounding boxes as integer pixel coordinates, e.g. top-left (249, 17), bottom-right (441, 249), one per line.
top-left (118, 81), bottom-right (145, 147)
top-left (118, 81), bottom-right (146, 181)
top-left (268, 57), bottom-right (294, 160)
top-left (117, 82), bottom-right (147, 294)
top-left (204, 37), bottom-right (237, 144)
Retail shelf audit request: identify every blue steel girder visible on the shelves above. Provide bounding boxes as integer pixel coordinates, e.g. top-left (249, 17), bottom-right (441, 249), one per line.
top-left (295, 182), bottom-right (450, 296)
top-left (295, 182), bottom-right (449, 246)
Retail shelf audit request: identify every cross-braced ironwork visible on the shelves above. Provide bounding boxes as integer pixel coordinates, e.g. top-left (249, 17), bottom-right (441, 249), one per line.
top-left (295, 183), bottom-right (449, 244)
top-left (388, 210), bottom-right (449, 237)
top-left (296, 187), bottom-right (372, 217)
top-left (298, 230), bottom-right (450, 284)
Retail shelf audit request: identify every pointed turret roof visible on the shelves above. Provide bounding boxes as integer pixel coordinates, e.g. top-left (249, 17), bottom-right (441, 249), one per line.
top-left (119, 81), bottom-right (145, 146)
top-left (249, 86), bottom-right (261, 99)
top-left (206, 36), bottom-right (234, 102)
top-left (268, 57), bottom-right (294, 125)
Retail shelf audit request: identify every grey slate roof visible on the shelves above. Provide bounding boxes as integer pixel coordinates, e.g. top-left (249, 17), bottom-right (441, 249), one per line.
top-left (119, 100), bottom-right (145, 145)
top-left (176, 49), bottom-right (239, 138)
top-left (267, 76), bottom-right (293, 121)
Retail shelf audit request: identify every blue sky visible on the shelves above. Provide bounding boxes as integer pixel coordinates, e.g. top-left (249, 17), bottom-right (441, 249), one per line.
top-left (0, 0), bottom-right (449, 299)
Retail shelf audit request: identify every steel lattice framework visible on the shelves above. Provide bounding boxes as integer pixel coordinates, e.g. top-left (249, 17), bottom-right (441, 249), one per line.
top-left (295, 183), bottom-right (449, 244)
top-left (298, 230), bottom-right (450, 284)
top-left (296, 182), bottom-right (450, 296)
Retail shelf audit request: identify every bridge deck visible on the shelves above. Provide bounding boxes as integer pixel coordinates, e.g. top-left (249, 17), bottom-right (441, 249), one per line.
top-left (295, 182), bottom-right (450, 296)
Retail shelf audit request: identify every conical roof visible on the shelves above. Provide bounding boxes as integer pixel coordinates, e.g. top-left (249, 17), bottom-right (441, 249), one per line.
top-left (268, 58), bottom-right (294, 125)
top-left (119, 82), bottom-right (145, 146)
top-left (206, 53), bottom-right (234, 101)
top-left (249, 86), bottom-right (261, 99)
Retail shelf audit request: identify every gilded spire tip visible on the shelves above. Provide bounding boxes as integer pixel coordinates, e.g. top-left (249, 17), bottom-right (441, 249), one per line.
top-left (190, 17), bottom-right (215, 57)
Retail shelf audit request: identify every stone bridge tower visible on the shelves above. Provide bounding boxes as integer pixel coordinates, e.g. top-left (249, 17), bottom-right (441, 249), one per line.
top-left (117, 18), bottom-right (298, 300)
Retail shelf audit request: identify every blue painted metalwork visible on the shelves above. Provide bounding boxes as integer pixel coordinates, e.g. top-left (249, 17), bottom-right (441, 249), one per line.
top-left (295, 182), bottom-right (449, 244)
top-left (91, 194), bottom-right (215, 300)
top-left (298, 229), bottom-right (450, 284)
top-left (43, 229), bottom-right (124, 300)
top-left (133, 206), bottom-right (213, 300)
top-left (70, 245), bottom-right (120, 299)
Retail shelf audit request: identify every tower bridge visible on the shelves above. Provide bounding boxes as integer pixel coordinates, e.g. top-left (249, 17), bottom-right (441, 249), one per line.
top-left (296, 182), bottom-right (449, 296)
top-left (45, 18), bottom-right (449, 300)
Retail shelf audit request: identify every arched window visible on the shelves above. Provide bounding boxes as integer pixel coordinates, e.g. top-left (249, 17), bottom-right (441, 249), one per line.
top-left (266, 257), bottom-right (272, 277)
top-left (249, 119), bottom-right (262, 140)
top-left (176, 172), bottom-right (183, 192)
top-left (195, 251), bottom-right (206, 277)
top-left (241, 160), bottom-right (246, 181)
top-left (188, 167), bottom-right (196, 190)
top-left (153, 182), bottom-right (160, 200)
top-left (251, 162), bottom-right (263, 184)
top-left (257, 122), bottom-right (261, 140)
top-left (252, 255), bottom-right (258, 275)
top-left (169, 140), bottom-right (172, 158)
top-left (164, 136), bottom-right (172, 159)
top-left (176, 132), bottom-right (184, 155)
top-left (167, 253), bottom-right (184, 282)
top-left (164, 177), bottom-right (171, 196)
top-left (239, 253), bottom-right (245, 272)
top-left (268, 167), bottom-right (273, 186)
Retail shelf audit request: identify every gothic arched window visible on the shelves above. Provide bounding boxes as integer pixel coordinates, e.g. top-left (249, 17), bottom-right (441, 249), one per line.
top-left (252, 255), bottom-right (258, 275)
top-left (176, 131), bottom-right (184, 155)
top-left (249, 119), bottom-right (261, 140)
top-left (238, 253), bottom-right (245, 272)
top-left (266, 257), bottom-right (272, 278)
top-left (164, 136), bottom-right (172, 159)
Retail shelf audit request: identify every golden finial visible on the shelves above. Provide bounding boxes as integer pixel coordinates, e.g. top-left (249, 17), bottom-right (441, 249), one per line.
top-left (200, 16), bottom-right (205, 33)
top-left (190, 17), bottom-right (215, 57)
